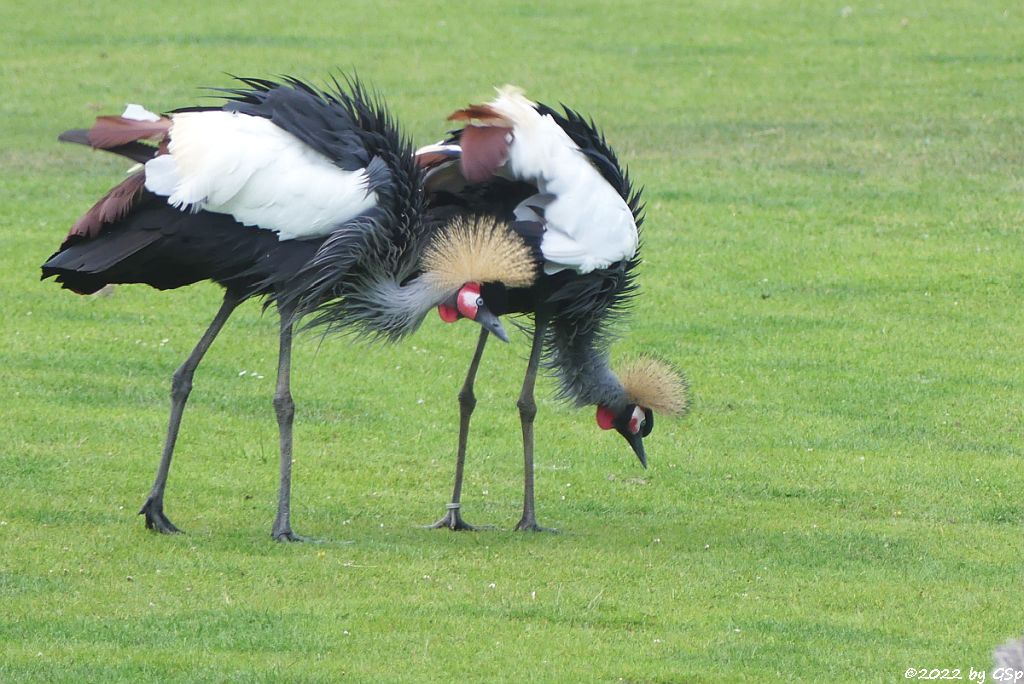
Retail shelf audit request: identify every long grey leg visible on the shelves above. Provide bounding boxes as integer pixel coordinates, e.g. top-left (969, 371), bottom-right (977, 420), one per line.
top-left (271, 304), bottom-right (302, 542)
top-left (514, 315), bottom-right (554, 533)
top-left (428, 327), bottom-right (489, 531)
top-left (139, 290), bottom-right (241, 534)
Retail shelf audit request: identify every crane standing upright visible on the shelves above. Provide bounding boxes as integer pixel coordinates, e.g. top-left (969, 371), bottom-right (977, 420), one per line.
top-left (417, 87), bottom-right (690, 532)
top-left (42, 77), bottom-right (534, 540)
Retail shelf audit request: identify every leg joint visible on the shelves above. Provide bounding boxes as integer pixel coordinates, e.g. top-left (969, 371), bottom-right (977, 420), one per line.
top-left (170, 366), bottom-right (194, 401)
top-left (458, 388), bottom-right (477, 412)
top-left (516, 397), bottom-right (537, 422)
top-left (273, 391), bottom-right (295, 421)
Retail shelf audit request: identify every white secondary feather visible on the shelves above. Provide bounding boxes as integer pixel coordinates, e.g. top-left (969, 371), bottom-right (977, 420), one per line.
top-left (143, 154), bottom-right (179, 196)
top-left (144, 110), bottom-right (376, 240)
top-left (122, 103), bottom-right (162, 122)
top-left (415, 141), bottom-right (461, 157)
top-left (489, 86), bottom-right (638, 274)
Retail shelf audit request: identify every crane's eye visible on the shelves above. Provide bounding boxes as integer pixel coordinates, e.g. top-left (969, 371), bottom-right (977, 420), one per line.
top-left (628, 406), bottom-right (645, 435)
top-left (641, 408), bottom-right (654, 437)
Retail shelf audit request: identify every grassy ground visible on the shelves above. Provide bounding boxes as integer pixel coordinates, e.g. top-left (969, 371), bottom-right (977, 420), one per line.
top-left (2, 1), bottom-right (1022, 681)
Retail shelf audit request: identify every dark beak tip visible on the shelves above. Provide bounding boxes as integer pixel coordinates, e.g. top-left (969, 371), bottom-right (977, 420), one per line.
top-left (475, 307), bottom-right (509, 343)
top-left (627, 435), bottom-right (647, 469)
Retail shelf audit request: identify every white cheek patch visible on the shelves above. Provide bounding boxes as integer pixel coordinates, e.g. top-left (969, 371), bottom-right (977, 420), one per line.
top-left (457, 288), bottom-right (480, 319)
top-left (628, 406), bottom-right (645, 435)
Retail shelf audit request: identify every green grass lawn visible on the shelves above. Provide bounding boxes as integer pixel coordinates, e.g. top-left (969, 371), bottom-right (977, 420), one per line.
top-left (2, 1), bottom-right (1022, 681)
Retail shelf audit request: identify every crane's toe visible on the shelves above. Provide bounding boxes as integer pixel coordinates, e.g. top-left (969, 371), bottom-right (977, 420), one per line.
top-left (271, 528), bottom-right (306, 542)
top-left (139, 497), bottom-right (182, 534)
top-left (513, 517), bottom-right (558, 534)
top-left (424, 507), bottom-right (490, 532)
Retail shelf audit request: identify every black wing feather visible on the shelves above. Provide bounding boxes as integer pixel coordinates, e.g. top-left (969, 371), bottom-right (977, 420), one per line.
top-left (42, 191), bottom-right (319, 296)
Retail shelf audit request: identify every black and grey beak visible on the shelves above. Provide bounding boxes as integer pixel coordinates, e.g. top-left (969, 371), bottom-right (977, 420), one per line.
top-left (622, 430), bottom-right (647, 469)
top-left (474, 304), bottom-right (509, 343)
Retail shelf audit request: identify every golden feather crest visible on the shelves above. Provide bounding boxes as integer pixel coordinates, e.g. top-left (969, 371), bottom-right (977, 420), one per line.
top-left (422, 217), bottom-right (537, 292)
top-left (616, 356), bottom-right (690, 416)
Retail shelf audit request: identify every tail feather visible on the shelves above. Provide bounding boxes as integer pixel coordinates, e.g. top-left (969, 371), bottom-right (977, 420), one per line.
top-left (42, 197), bottom-right (312, 297)
top-left (42, 223), bottom-right (163, 294)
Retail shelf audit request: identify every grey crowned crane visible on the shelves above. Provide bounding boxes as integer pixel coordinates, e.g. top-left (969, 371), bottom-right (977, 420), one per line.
top-left (417, 87), bottom-right (690, 532)
top-left (41, 77), bottom-right (534, 541)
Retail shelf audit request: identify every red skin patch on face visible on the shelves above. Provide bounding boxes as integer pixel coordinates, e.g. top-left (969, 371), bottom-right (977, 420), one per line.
top-left (596, 405), bottom-right (616, 430)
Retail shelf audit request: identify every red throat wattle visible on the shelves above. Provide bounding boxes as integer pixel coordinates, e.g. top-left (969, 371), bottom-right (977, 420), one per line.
top-left (596, 405), bottom-right (616, 430)
top-left (437, 303), bottom-right (459, 323)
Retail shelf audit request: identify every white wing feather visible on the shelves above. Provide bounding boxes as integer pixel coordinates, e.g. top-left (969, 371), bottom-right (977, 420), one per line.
top-left (144, 111), bottom-right (376, 240)
top-left (142, 154), bottom-right (179, 197)
top-left (489, 87), bottom-right (638, 274)
top-left (122, 104), bottom-right (162, 122)
top-left (529, 154), bottom-right (637, 275)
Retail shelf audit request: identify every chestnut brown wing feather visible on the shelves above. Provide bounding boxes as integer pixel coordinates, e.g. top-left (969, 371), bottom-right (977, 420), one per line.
top-left (459, 125), bottom-right (513, 184)
top-left (65, 172), bottom-right (147, 245)
top-left (86, 115), bottom-right (171, 148)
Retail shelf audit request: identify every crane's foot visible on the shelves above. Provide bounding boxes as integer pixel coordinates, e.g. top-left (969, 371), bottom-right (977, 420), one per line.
top-left (425, 504), bottom-right (490, 531)
top-left (514, 516), bottom-right (558, 534)
top-left (423, 505), bottom-right (483, 532)
top-left (271, 528), bottom-right (306, 542)
top-left (139, 497), bottom-right (182, 535)
top-left (271, 517), bottom-right (305, 542)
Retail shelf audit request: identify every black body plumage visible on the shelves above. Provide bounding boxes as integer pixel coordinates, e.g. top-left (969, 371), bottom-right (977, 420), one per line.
top-left (214, 76), bottom-right (394, 191)
top-left (259, 80), bottom-right (437, 338)
top-left (42, 191), bottom-right (317, 296)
